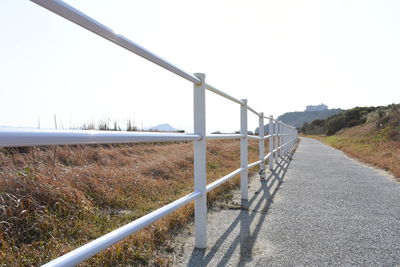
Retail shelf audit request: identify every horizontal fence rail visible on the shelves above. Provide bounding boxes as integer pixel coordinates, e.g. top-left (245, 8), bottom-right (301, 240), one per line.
top-left (0, 0), bottom-right (299, 266)
top-left (40, 191), bottom-right (202, 267)
top-left (31, 0), bottom-right (262, 117)
top-left (30, 0), bottom-right (201, 85)
top-left (0, 129), bottom-right (201, 147)
top-left (206, 134), bottom-right (244, 140)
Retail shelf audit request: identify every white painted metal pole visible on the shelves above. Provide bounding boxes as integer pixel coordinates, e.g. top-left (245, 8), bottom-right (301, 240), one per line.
top-left (258, 112), bottom-right (266, 179)
top-left (282, 122), bottom-right (285, 156)
top-left (205, 134), bottom-right (243, 140)
top-left (279, 121), bottom-right (282, 158)
top-left (240, 99), bottom-right (248, 200)
top-left (0, 130), bottom-right (201, 147)
top-left (290, 129), bottom-right (294, 151)
top-left (193, 73), bottom-right (207, 248)
top-left (206, 83), bottom-right (244, 106)
top-left (290, 128), bottom-right (293, 151)
top-left (282, 124), bottom-right (288, 157)
top-left (284, 126), bottom-right (287, 155)
top-left (41, 191), bottom-right (201, 267)
top-left (276, 122), bottom-right (280, 158)
top-left (290, 129), bottom-right (296, 150)
top-left (30, 0), bottom-right (200, 85)
top-left (269, 116), bottom-right (274, 170)
top-left (247, 105), bottom-right (261, 117)
top-left (292, 130), bottom-right (295, 151)
top-left (206, 167), bottom-right (242, 193)
top-left (280, 122), bottom-right (283, 157)
top-left (274, 121), bottom-right (278, 163)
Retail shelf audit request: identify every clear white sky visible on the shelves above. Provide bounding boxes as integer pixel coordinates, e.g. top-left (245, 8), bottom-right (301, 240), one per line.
top-left (1, 0), bottom-right (399, 132)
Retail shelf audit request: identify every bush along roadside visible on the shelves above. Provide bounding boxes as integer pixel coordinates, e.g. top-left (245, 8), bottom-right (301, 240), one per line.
top-left (301, 104), bottom-right (400, 138)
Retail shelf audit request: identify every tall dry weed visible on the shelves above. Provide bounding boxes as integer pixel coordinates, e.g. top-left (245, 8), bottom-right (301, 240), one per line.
top-left (0, 140), bottom-right (259, 266)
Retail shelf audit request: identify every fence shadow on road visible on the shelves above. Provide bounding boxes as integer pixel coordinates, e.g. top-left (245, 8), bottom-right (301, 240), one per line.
top-left (186, 146), bottom-right (297, 267)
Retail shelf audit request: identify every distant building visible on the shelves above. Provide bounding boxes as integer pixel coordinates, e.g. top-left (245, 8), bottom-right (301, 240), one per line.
top-left (305, 104), bottom-right (328, 112)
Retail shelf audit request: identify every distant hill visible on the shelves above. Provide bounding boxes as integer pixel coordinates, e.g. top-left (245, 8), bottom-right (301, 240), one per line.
top-left (277, 109), bottom-right (344, 128)
top-left (255, 108), bottom-right (344, 134)
top-left (149, 123), bottom-right (183, 132)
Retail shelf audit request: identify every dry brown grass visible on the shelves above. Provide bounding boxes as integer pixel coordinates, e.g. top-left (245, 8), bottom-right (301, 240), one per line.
top-left (0, 140), bottom-right (260, 266)
top-left (307, 123), bottom-right (400, 179)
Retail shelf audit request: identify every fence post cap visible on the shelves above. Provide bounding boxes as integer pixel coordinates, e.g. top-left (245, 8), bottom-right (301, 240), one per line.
top-left (193, 73), bottom-right (205, 82)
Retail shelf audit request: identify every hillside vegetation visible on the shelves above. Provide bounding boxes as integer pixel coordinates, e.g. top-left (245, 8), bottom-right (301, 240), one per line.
top-left (277, 108), bottom-right (344, 128)
top-left (305, 104), bottom-right (400, 178)
top-left (0, 140), bottom-right (260, 266)
top-left (301, 106), bottom-right (378, 135)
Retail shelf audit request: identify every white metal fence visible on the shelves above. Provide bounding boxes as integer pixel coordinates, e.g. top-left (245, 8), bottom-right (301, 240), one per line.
top-left (1, 0), bottom-right (298, 266)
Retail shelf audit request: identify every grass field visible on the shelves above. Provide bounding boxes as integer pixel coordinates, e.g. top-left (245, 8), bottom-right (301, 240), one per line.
top-left (0, 139), bottom-right (261, 266)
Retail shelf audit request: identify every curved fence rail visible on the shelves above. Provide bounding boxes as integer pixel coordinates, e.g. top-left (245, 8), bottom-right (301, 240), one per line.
top-left (1, 0), bottom-right (299, 266)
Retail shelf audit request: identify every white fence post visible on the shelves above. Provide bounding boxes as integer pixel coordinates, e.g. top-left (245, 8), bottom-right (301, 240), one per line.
top-left (288, 128), bottom-right (290, 151)
top-left (279, 121), bottom-right (282, 158)
top-left (258, 112), bottom-right (266, 179)
top-left (283, 125), bottom-right (287, 155)
top-left (274, 121), bottom-right (278, 163)
top-left (290, 129), bottom-right (294, 151)
top-left (277, 121), bottom-right (282, 160)
top-left (193, 73), bottom-right (207, 249)
top-left (240, 99), bottom-right (248, 200)
top-left (279, 122), bottom-right (283, 157)
top-left (282, 122), bottom-right (285, 156)
top-left (269, 116), bottom-right (274, 170)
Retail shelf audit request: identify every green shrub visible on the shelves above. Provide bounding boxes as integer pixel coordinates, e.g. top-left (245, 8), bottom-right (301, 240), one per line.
top-left (301, 104), bottom-right (400, 138)
top-left (371, 104), bottom-right (400, 141)
top-left (301, 106), bottom-right (382, 135)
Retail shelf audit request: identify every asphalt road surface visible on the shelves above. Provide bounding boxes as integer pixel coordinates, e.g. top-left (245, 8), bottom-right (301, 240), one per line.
top-left (175, 137), bottom-right (400, 266)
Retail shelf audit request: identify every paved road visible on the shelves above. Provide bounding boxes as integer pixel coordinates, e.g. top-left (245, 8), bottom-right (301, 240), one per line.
top-left (175, 137), bottom-right (400, 266)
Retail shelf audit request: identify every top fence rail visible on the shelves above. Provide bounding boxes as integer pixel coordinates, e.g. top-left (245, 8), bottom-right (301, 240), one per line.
top-left (31, 0), bottom-right (201, 84)
top-left (31, 0), bottom-right (262, 116)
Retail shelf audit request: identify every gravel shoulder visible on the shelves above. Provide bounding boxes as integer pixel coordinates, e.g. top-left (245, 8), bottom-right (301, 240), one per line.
top-left (173, 137), bottom-right (400, 266)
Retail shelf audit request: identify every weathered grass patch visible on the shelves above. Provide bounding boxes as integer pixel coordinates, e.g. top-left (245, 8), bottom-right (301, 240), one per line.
top-left (0, 140), bottom-right (260, 266)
